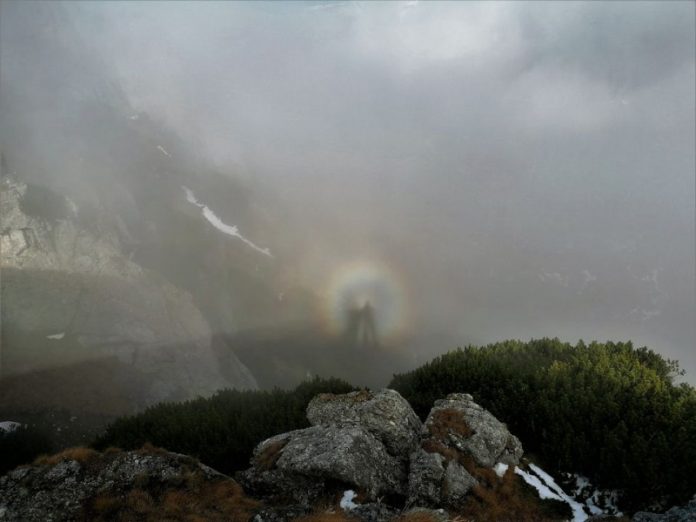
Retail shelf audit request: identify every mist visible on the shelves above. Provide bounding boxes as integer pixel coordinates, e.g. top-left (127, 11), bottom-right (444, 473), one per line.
top-left (1, 0), bottom-right (694, 385)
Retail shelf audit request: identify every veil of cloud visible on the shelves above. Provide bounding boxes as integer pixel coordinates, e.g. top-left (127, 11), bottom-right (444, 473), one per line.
top-left (3, 1), bottom-right (694, 377)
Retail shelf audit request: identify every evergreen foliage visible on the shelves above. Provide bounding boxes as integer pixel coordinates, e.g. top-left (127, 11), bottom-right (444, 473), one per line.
top-left (93, 377), bottom-right (355, 475)
top-left (388, 338), bottom-right (696, 510)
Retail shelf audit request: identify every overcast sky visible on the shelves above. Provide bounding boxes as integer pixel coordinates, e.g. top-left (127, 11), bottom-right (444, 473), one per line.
top-left (5, 1), bottom-right (696, 377)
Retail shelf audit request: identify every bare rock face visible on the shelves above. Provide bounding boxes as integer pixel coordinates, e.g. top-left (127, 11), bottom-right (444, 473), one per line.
top-left (240, 424), bottom-right (407, 504)
top-left (408, 448), bottom-right (447, 506)
top-left (0, 177), bottom-right (257, 405)
top-left (306, 389), bottom-right (423, 459)
top-left (408, 448), bottom-right (478, 509)
top-left (442, 460), bottom-right (478, 506)
top-left (424, 393), bottom-right (523, 468)
top-left (241, 389), bottom-right (422, 505)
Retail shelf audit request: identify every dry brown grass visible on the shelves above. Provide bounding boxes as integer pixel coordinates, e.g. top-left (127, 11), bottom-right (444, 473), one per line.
top-left (256, 438), bottom-right (288, 471)
top-left (392, 511), bottom-right (440, 522)
top-left (34, 446), bottom-right (99, 466)
top-left (428, 408), bottom-right (473, 440)
top-left (90, 494), bottom-right (121, 519)
top-left (421, 438), bottom-right (460, 462)
top-left (316, 389), bottom-right (372, 403)
top-left (420, 434), bottom-right (562, 521)
top-left (294, 509), bottom-right (358, 522)
top-left (420, 438), bottom-right (497, 485)
top-left (455, 466), bottom-right (568, 522)
top-left (126, 489), bottom-right (154, 514)
top-left (87, 478), bottom-right (260, 522)
top-left (137, 442), bottom-right (169, 455)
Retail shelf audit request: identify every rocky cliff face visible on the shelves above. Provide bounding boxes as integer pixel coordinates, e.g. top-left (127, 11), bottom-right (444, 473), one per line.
top-left (1, 177), bottom-right (257, 406)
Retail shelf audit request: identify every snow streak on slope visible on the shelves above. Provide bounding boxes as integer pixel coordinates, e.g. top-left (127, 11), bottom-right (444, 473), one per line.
top-left (515, 464), bottom-right (588, 522)
top-left (182, 186), bottom-right (272, 257)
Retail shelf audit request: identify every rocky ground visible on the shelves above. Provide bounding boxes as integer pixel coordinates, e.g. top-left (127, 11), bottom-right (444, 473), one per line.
top-left (0, 389), bottom-right (580, 521)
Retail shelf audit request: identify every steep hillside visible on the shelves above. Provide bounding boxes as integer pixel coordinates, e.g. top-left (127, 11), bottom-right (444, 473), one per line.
top-left (1, 177), bottom-right (257, 404)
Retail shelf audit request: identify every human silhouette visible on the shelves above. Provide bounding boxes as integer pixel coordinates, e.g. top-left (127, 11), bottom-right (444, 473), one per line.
top-left (343, 300), bottom-right (378, 349)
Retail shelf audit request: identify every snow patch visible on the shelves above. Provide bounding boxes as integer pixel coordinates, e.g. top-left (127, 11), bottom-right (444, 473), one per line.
top-left (494, 462), bottom-right (509, 477)
top-left (567, 473), bottom-right (623, 517)
top-left (157, 145), bottom-right (171, 158)
top-left (182, 186), bottom-right (272, 258)
top-left (516, 465), bottom-right (588, 522)
top-left (340, 490), bottom-right (358, 510)
top-left (0, 421), bottom-right (22, 433)
top-left (46, 332), bottom-right (65, 340)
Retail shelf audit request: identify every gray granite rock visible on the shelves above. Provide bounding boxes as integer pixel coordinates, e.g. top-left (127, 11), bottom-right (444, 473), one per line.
top-left (306, 389), bottom-right (422, 460)
top-left (424, 393), bottom-right (523, 468)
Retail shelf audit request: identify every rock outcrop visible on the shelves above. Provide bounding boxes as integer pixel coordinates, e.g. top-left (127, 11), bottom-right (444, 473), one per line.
top-left (242, 389), bottom-right (525, 516)
top-left (633, 497), bottom-right (696, 522)
top-left (424, 393), bottom-right (523, 468)
top-left (1, 177), bottom-right (257, 406)
top-left (306, 389), bottom-right (422, 460)
top-left (406, 393), bottom-right (523, 509)
top-left (0, 390), bottom-right (535, 521)
top-left (241, 389), bottom-right (421, 504)
top-left (0, 447), bottom-right (258, 522)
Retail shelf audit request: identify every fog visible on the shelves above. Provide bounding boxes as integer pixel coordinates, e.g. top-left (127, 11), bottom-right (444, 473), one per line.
top-left (1, 1), bottom-right (694, 384)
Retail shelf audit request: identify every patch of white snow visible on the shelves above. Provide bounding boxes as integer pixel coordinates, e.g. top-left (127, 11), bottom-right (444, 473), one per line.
top-left (0, 421), bottom-right (22, 433)
top-left (46, 332), bottom-right (65, 340)
top-left (494, 462), bottom-right (509, 478)
top-left (181, 186), bottom-right (272, 257)
top-left (340, 490), bottom-right (358, 510)
top-left (516, 465), bottom-right (588, 522)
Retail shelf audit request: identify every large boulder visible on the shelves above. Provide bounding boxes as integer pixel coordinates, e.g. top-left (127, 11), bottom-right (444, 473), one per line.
top-left (306, 389), bottom-right (422, 459)
top-left (240, 425), bottom-right (406, 503)
top-left (424, 393), bottom-right (523, 468)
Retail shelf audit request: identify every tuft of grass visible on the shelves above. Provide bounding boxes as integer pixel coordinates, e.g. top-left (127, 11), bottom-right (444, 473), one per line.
top-left (428, 408), bottom-right (473, 440)
top-left (90, 493), bottom-right (121, 519)
top-left (392, 511), bottom-right (440, 522)
top-left (255, 438), bottom-right (288, 471)
top-left (294, 510), bottom-right (358, 522)
top-left (88, 478), bottom-right (259, 521)
top-left (456, 466), bottom-right (571, 522)
top-left (421, 438), bottom-right (460, 463)
top-left (137, 442), bottom-right (169, 455)
top-left (34, 446), bottom-right (99, 466)
top-left (126, 489), bottom-right (154, 514)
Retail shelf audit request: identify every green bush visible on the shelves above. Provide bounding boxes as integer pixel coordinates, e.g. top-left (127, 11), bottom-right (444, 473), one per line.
top-left (93, 377), bottom-right (355, 475)
top-left (389, 338), bottom-right (696, 511)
